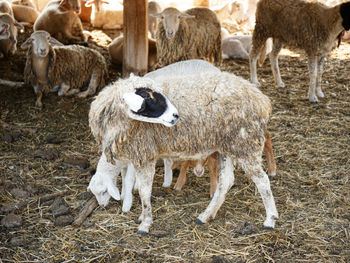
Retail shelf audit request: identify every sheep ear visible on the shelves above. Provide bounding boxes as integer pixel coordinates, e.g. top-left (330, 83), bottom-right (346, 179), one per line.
top-left (123, 92), bottom-right (145, 113)
top-left (107, 184), bottom-right (121, 201)
top-left (151, 12), bottom-right (163, 18)
top-left (21, 37), bottom-right (32, 49)
top-left (85, 0), bottom-right (94, 7)
top-left (59, 0), bottom-right (67, 7)
top-left (49, 37), bottom-right (64, 46)
top-left (102, 0), bottom-right (110, 4)
top-left (14, 21), bottom-right (24, 30)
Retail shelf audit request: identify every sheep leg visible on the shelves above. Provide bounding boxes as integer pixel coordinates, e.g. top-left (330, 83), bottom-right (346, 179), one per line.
top-left (196, 155), bottom-right (234, 224)
top-left (250, 29), bottom-right (268, 87)
top-left (174, 161), bottom-right (191, 191)
top-left (120, 167), bottom-right (127, 200)
top-left (58, 83), bottom-right (70, 96)
top-left (264, 131), bottom-right (277, 177)
top-left (77, 72), bottom-right (99, 98)
top-left (316, 56), bottom-right (325, 98)
top-left (208, 154), bottom-right (218, 198)
top-left (121, 163), bottom-right (135, 212)
top-left (162, 158), bottom-right (173, 187)
top-left (269, 40), bottom-right (284, 88)
top-left (34, 84), bottom-right (43, 108)
top-left (307, 55), bottom-right (318, 103)
top-left (247, 165), bottom-right (278, 229)
top-left (136, 162), bottom-right (155, 234)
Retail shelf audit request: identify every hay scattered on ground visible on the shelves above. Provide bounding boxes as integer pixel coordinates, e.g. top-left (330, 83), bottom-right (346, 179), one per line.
top-left (0, 24), bottom-right (349, 262)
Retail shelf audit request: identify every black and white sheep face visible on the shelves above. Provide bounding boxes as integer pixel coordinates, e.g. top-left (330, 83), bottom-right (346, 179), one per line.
top-left (123, 87), bottom-right (179, 127)
top-left (21, 31), bottom-right (64, 57)
top-left (340, 2), bottom-right (350, 30)
top-left (153, 7), bottom-right (195, 39)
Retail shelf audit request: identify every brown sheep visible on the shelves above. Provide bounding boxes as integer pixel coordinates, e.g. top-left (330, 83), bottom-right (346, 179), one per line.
top-left (153, 7), bottom-right (222, 67)
top-left (250, 0), bottom-right (350, 103)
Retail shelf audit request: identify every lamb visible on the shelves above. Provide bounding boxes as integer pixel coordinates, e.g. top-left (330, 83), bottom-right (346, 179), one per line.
top-left (85, 0), bottom-right (123, 30)
top-left (153, 7), bottom-right (222, 67)
top-left (89, 71), bottom-right (278, 234)
top-left (21, 30), bottom-right (107, 108)
top-left (223, 35), bottom-right (272, 66)
top-left (108, 34), bottom-right (158, 71)
top-left (34, 0), bottom-right (87, 44)
top-left (250, 0), bottom-right (350, 103)
top-left (148, 1), bottom-right (161, 39)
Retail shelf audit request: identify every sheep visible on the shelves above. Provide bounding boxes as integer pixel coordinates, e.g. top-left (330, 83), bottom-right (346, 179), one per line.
top-left (21, 30), bottom-right (107, 108)
top-left (85, 0), bottom-right (123, 30)
top-left (34, 0), bottom-right (87, 44)
top-left (0, 1), bottom-right (21, 58)
top-left (11, 4), bottom-right (39, 25)
top-left (108, 34), bottom-right (158, 71)
top-left (89, 72), bottom-right (278, 234)
top-left (223, 35), bottom-right (272, 66)
top-left (250, 0), bottom-right (350, 103)
top-left (148, 1), bottom-right (161, 39)
top-left (153, 7), bottom-right (222, 67)
top-left (12, 0), bottom-right (36, 9)
top-left (172, 129), bottom-right (277, 196)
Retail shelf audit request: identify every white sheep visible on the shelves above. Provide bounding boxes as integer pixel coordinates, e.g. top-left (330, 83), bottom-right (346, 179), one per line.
top-left (21, 30), bottom-right (108, 108)
top-left (88, 59), bottom-right (221, 212)
top-left (34, 0), bottom-right (87, 44)
top-left (250, 0), bottom-right (350, 103)
top-left (85, 0), bottom-right (123, 30)
top-left (223, 35), bottom-right (272, 66)
top-left (89, 71), bottom-right (278, 234)
top-left (153, 7), bottom-right (222, 67)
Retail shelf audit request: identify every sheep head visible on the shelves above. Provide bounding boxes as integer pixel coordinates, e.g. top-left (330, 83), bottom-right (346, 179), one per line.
top-left (152, 7), bottom-right (195, 39)
top-left (85, 0), bottom-right (110, 12)
top-left (0, 20), bottom-right (9, 40)
top-left (21, 31), bottom-right (63, 57)
top-left (122, 76), bottom-right (179, 127)
top-left (59, 0), bottom-right (81, 14)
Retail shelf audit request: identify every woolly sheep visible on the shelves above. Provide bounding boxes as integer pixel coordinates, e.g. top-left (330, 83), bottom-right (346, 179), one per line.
top-left (85, 0), bottom-right (123, 29)
top-left (148, 1), bottom-right (161, 39)
top-left (153, 7), bottom-right (222, 67)
top-left (88, 60), bottom-right (221, 212)
top-left (12, 4), bottom-right (39, 25)
top-left (21, 30), bottom-right (107, 108)
top-left (34, 0), bottom-right (87, 44)
top-left (108, 34), bottom-right (158, 71)
top-left (250, 0), bottom-right (350, 103)
top-left (89, 72), bottom-right (278, 234)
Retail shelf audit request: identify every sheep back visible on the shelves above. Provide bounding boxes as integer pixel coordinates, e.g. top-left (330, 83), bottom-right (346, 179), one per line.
top-left (24, 45), bottom-right (107, 92)
top-left (255, 0), bottom-right (341, 55)
top-left (156, 7), bottom-right (222, 67)
top-left (89, 72), bottom-right (271, 168)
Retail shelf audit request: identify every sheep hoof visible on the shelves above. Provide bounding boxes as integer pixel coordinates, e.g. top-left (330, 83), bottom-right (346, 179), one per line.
top-left (262, 225), bottom-right (275, 230)
top-left (195, 218), bottom-right (205, 225)
top-left (137, 229), bottom-right (149, 236)
top-left (268, 173), bottom-right (277, 178)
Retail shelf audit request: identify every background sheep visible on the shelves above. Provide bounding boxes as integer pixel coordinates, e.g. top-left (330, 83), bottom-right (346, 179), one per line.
top-left (34, 0), bottom-right (87, 44)
top-left (11, 1), bottom-right (39, 25)
top-left (153, 7), bottom-right (222, 67)
top-left (89, 72), bottom-right (278, 234)
top-left (250, 0), bottom-right (350, 103)
top-left (108, 34), bottom-right (157, 71)
top-left (0, 1), bottom-right (22, 58)
top-left (21, 30), bottom-right (107, 108)
top-left (223, 35), bottom-right (272, 66)
top-left (85, 0), bottom-right (123, 29)
top-left (148, 1), bottom-right (161, 39)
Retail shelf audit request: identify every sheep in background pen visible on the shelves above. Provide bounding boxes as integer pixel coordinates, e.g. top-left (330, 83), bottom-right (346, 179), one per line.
top-left (108, 34), bottom-right (158, 71)
top-left (148, 1), bottom-right (161, 39)
top-left (89, 71), bottom-right (278, 234)
top-left (34, 0), bottom-right (87, 44)
top-left (0, 0), bottom-right (23, 58)
top-left (11, 0), bottom-right (39, 25)
top-left (153, 7), bottom-right (222, 67)
top-left (85, 0), bottom-right (123, 29)
top-left (21, 30), bottom-right (107, 108)
top-left (250, 0), bottom-right (350, 103)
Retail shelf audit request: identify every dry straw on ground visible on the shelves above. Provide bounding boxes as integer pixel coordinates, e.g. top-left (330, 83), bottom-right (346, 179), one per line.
top-left (0, 24), bottom-right (349, 262)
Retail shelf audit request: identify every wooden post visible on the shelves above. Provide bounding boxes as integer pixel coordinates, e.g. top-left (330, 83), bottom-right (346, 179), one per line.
top-left (123, 0), bottom-right (148, 77)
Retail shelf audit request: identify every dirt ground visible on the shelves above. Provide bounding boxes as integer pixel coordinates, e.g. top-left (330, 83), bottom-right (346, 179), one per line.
top-left (0, 24), bottom-right (349, 263)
